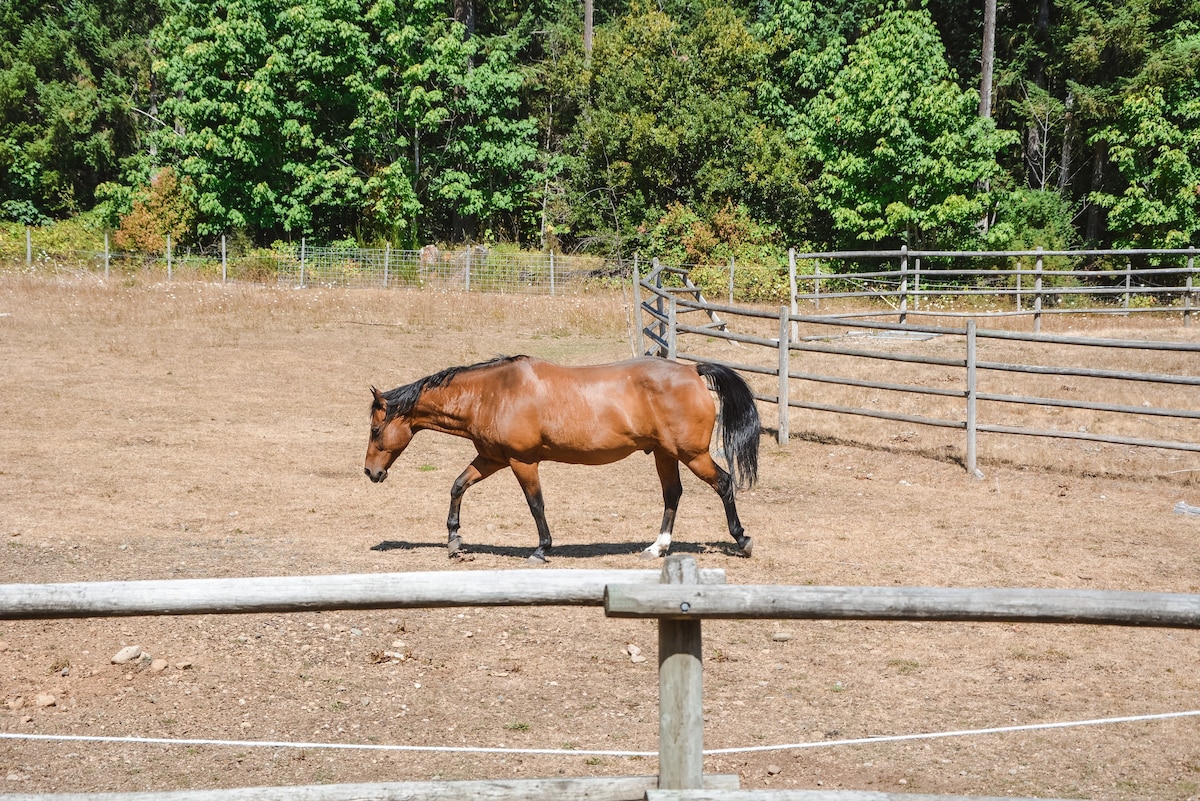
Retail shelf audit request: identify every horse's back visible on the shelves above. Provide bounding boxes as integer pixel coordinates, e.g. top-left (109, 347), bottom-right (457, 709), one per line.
top-left (506, 357), bottom-right (713, 461)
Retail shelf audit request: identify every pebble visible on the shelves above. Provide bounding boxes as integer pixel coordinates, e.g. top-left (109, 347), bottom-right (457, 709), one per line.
top-left (149, 659), bottom-right (169, 673)
top-left (771, 631), bottom-right (793, 642)
top-left (625, 643), bottom-right (647, 663)
top-left (766, 764), bottom-right (782, 775)
top-left (111, 645), bottom-right (143, 664)
top-left (34, 693), bottom-right (56, 708)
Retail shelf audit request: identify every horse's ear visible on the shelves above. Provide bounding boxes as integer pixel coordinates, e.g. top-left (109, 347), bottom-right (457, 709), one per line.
top-left (370, 386), bottom-right (386, 412)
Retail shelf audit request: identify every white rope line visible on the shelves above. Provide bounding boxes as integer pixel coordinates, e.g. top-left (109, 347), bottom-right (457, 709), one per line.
top-left (705, 709), bottom-right (1200, 755)
top-left (2, 709), bottom-right (1196, 758)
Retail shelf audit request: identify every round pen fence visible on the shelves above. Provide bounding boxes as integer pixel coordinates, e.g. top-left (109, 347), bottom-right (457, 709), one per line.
top-left (634, 262), bottom-right (1200, 475)
top-left (2, 559), bottom-right (1199, 801)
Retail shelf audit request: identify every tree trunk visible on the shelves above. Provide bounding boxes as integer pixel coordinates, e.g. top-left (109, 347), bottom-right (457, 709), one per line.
top-left (1085, 140), bottom-right (1107, 244)
top-left (979, 0), bottom-right (996, 119)
top-left (584, 0), bottom-right (593, 58)
top-left (1057, 91), bottom-right (1074, 192)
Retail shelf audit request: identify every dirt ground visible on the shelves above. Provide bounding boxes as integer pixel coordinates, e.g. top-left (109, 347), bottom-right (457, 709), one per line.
top-left (2, 274), bottom-right (1199, 800)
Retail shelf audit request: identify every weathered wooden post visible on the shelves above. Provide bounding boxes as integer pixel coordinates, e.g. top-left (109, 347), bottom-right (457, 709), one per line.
top-left (1123, 258), bottom-right (1132, 310)
top-left (1034, 246), bottom-right (1044, 333)
top-left (778, 306), bottom-right (790, 446)
top-left (166, 233), bottom-right (172, 280)
top-left (965, 320), bottom-right (977, 476)
top-left (656, 555), bottom-right (704, 790)
top-left (667, 295), bottom-right (678, 361)
top-left (727, 256), bottom-right (734, 305)
top-left (899, 244), bottom-right (909, 325)
top-left (1186, 248), bottom-right (1195, 328)
top-left (787, 249), bottom-right (798, 342)
top-left (632, 254), bottom-right (645, 356)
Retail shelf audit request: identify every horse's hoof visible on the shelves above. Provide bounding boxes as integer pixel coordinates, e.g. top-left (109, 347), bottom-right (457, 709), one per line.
top-left (739, 537), bottom-right (754, 558)
top-left (527, 553), bottom-right (548, 565)
top-left (447, 536), bottom-right (463, 556)
top-left (639, 548), bottom-right (660, 560)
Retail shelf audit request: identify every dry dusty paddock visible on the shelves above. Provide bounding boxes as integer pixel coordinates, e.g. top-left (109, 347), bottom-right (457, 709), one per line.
top-left (1, 275), bottom-right (1199, 799)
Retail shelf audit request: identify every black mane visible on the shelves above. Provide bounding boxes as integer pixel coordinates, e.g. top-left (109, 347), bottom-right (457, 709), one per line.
top-left (380, 355), bottom-right (525, 422)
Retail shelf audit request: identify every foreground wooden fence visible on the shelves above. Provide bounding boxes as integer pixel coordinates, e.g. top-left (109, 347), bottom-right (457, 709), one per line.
top-left (634, 262), bottom-right (1200, 473)
top-left (3, 560), bottom-right (1200, 801)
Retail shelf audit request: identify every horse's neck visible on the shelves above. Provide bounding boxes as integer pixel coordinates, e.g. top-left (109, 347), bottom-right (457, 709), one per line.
top-left (410, 382), bottom-right (480, 437)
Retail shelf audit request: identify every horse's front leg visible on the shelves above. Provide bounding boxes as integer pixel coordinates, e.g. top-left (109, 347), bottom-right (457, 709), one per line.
top-left (447, 456), bottom-right (505, 556)
top-left (509, 461), bottom-right (552, 564)
top-left (642, 452), bottom-right (683, 558)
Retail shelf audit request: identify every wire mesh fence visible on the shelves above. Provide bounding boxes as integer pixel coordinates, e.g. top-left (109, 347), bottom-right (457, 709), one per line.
top-left (278, 244), bottom-right (625, 294)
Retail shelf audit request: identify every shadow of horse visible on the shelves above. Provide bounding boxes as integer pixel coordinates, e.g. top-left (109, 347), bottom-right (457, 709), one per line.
top-left (369, 539), bottom-right (742, 560)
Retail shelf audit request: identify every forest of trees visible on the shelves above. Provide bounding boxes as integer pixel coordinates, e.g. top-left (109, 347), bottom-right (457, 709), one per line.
top-left (1, 0), bottom-right (1198, 261)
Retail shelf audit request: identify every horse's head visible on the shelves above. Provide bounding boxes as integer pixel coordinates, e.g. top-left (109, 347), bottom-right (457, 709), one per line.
top-left (364, 387), bottom-right (413, 483)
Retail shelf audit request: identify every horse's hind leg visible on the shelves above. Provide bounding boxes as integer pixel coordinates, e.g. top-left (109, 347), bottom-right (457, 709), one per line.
top-left (686, 453), bottom-right (752, 557)
top-left (447, 456), bottom-right (505, 556)
top-left (509, 461), bottom-right (553, 564)
top-left (642, 452), bottom-right (683, 559)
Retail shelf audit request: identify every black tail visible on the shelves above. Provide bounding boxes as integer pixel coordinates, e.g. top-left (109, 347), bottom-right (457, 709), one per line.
top-left (697, 362), bottom-right (760, 490)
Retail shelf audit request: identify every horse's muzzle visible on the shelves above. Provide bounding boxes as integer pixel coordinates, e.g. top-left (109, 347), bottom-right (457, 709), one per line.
top-left (365, 467), bottom-right (388, 483)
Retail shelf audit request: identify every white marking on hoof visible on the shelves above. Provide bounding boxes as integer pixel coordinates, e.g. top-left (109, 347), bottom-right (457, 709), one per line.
top-left (739, 537), bottom-right (754, 557)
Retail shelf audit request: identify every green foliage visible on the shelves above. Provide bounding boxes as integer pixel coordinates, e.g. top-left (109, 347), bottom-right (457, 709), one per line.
top-left (1, 0), bottom-right (1197, 252)
top-left (0, 0), bottom-right (158, 221)
top-left (989, 188), bottom-right (1078, 251)
top-left (807, 7), bottom-right (1018, 250)
top-left (1088, 73), bottom-right (1200, 247)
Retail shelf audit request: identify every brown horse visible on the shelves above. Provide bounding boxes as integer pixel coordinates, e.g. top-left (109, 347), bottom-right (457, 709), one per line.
top-left (364, 355), bottom-right (760, 563)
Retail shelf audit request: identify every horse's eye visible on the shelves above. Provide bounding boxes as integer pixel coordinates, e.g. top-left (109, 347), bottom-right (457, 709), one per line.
top-left (370, 426), bottom-right (381, 440)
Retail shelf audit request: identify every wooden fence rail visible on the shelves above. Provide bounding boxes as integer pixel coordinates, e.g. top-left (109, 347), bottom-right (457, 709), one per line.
top-left (0, 568), bottom-right (726, 619)
top-left (4, 560), bottom-right (1198, 801)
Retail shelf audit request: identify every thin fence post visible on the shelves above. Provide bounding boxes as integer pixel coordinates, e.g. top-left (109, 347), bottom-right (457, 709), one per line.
top-left (913, 255), bottom-right (921, 312)
top-left (813, 260), bottom-right (821, 311)
top-left (657, 555), bottom-right (703, 790)
top-left (788, 248), bottom-right (798, 342)
top-left (727, 256), bottom-right (734, 306)
top-left (383, 243), bottom-right (390, 288)
top-left (299, 237), bottom-right (305, 288)
top-left (966, 320), bottom-right (977, 476)
top-left (166, 233), bottom-right (172, 281)
top-left (653, 258), bottom-right (666, 356)
top-left (549, 251), bottom-right (556, 297)
top-left (1034, 247), bottom-right (1043, 333)
top-left (25, 226), bottom-right (31, 268)
top-left (222, 236), bottom-right (228, 284)
top-left (899, 245), bottom-right (909, 324)
top-left (104, 232), bottom-right (110, 279)
top-left (632, 254), bottom-right (644, 356)
top-left (778, 306), bottom-right (790, 447)
top-left (1015, 260), bottom-right (1022, 313)
top-left (1185, 248), bottom-right (1195, 327)
top-left (465, 247), bottom-right (472, 292)
top-left (1123, 259), bottom-right (1132, 310)
top-left (667, 295), bottom-right (678, 361)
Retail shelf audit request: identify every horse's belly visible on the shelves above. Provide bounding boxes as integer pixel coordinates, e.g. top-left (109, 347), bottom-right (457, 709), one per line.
top-left (537, 441), bottom-right (642, 466)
